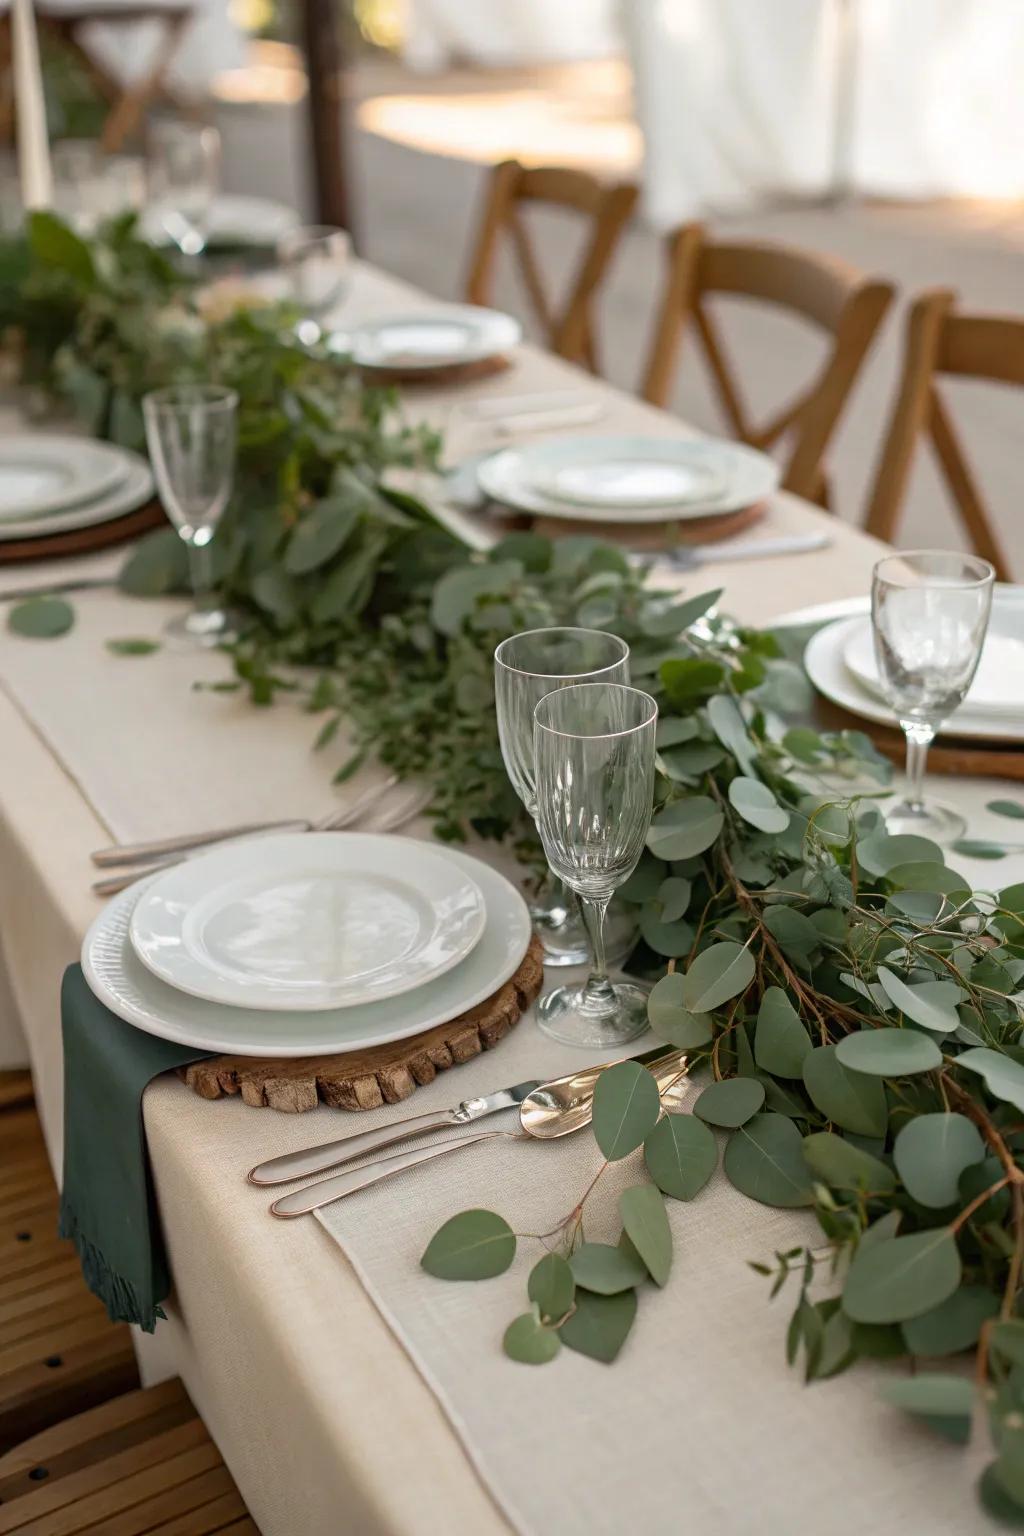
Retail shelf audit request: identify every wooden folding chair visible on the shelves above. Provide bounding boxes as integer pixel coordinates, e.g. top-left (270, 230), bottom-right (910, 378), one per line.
top-left (0, 1378), bottom-right (256, 1532)
top-left (464, 159), bottom-right (638, 373)
top-left (865, 289), bottom-right (1017, 580)
top-left (641, 223), bottom-right (894, 507)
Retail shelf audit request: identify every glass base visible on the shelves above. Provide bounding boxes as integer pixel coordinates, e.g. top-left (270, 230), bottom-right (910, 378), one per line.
top-left (536, 980), bottom-right (651, 1048)
top-left (165, 606), bottom-right (237, 651)
top-left (884, 797), bottom-right (966, 844)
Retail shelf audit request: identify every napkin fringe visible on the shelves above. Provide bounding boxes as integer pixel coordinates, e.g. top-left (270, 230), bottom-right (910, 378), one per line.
top-left (59, 1197), bottom-right (165, 1332)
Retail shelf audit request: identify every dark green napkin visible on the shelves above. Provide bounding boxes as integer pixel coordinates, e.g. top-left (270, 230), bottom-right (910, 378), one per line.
top-left (59, 965), bottom-right (211, 1331)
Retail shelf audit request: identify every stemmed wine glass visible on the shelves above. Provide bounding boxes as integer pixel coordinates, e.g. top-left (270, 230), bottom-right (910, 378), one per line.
top-left (871, 550), bottom-right (995, 841)
top-left (533, 683), bottom-right (658, 1046)
top-left (143, 385), bottom-right (238, 650)
top-left (147, 122), bottom-right (220, 258)
top-left (279, 226), bottom-right (352, 344)
top-left (494, 627), bottom-right (630, 966)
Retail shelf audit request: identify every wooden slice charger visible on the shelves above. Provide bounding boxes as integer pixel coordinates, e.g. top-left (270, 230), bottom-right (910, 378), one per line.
top-left (181, 936), bottom-right (545, 1114)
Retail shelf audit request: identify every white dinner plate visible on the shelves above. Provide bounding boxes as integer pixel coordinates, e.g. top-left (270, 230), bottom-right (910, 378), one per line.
top-left (341, 305), bottom-right (521, 372)
top-left (0, 436), bottom-right (128, 521)
top-left (477, 435), bottom-right (779, 524)
top-left (0, 452), bottom-right (153, 542)
top-left (843, 595), bottom-right (1024, 717)
top-left (523, 437), bottom-right (727, 509)
top-left (129, 832), bottom-right (487, 1012)
top-left (142, 194), bottom-right (300, 248)
top-left (84, 850), bottom-right (530, 1056)
top-left (803, 615), bottom-right (1024, 743)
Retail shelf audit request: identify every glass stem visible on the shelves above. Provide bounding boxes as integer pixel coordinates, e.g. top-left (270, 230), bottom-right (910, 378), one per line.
top-left (579, 894), bottom-right (616, 1016)
top-left (186, 535), bottom-right (213, 611)
top-left (902, 722), bottom-right (934, 814)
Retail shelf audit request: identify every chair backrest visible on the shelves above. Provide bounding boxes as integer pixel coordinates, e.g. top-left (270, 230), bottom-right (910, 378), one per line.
top-left (464, 159), bottom-right (638, 373)
top-left (642, 223), bottom-right (894, 506)
top-left (865, 290), bottom-right (1022, 579)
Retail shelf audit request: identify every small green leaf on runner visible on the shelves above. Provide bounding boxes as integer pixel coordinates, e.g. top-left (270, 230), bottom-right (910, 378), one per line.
top-left (754, 987), bottom-right (811, 1078)
top-left (560, 1287), bottom-right (637, 1364)
top-left (876, 967), bottom-right (964, 1033)
top-left (106, 637), bottom-right (160, 656)
top-left (801, 1131), bottom-right (895, 1194)
top-left (8, 595), bottom-right (74, 639)
top-left (723, 1112), bottom-right (815, 1208)
top-left (421, 1209), bottom-right (516, 1281)
top-left (694, 1076), bottom-right (765, 1128)
top-left (951, 839), bottom-right (1007, 860)
top-left (619, 1184), bottom-right (673, 1286)
top-left (592, 1060), bottom-right (662, 1161)
top-left (646, 797), bottom-right (724, 860)
top-left (527, 1252), bottom-right (574, 1322)
top-left (892, 1113), bottom-right (985, 1208)
top-left (503, 1308), bottom-right (561, 1365)
top-left (956, 1048), bottom-right (1024, 1115)
top-left (902, 1285), bottom-right (999, 1358)
top-left (835, 1028), bottom-right (943, 1077)
top-left (640, 587), bottom-right (723, 637)
top-left (988, 800), bottom-right (1024, 820)
top-left (647, 972), bottom-right (713, 1048)
top-left (878, 1374), bottom-right (975, 1445)
top-left (802, 1045), bottom-right (889, 1137)
top-left (570, 1241), bottom-right (647, 1295)
top-left (284, 496), bottom-right (359, 575)
top-left (842, 1229), bottom-right (962, 1323)
top-left (118, 525), bottom-right (189, 596)
top-left (728, 776), bottom-right (790, 833)
top-left (644, 1111), bottom-right (717, 1200)
top-left (682, 941), bottom-right (756, 1013)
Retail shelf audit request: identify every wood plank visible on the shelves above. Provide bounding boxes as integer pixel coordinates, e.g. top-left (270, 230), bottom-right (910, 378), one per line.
top-left (0, 1330), bottom-right (139, 1455)
top-left (0, 1381), bottom-right (188, 1494)
top-left (11, 1442), bottom-right (222, 1535)
top-left (0, 1074), bottom-right (33, 1114)
top-left (99, 1470), bottom-right (243, 1536)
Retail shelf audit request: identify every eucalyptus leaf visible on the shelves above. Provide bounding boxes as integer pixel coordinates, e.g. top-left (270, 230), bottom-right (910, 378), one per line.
top-left (723, 1112), bottom-right (815, 1207)
top-left (857, 832), bottom-right (945, 877)
top-left (647, 973), bottom-right (713, 1048)
top-left (7, 595), bottom-right (75, 638)
top-left (901, 1285), bottom-right (999, 1358)
top-left (592, 1061), bottom-right (662, 1161)
top-left (118, 527), bottom-right (189, 596)
top-left (571, 1241), bottom-right (647, 1295)
top-left (878, 1373), bottom-right (975, 1444)
top-left (876, 967), bottom-right (964, 1033)
top-left (729, 776), bottom-right (790, 834)
top-left (706, 692), bottom-right (758, 775)
top-left (656, 877), bottom-right (692, 923)
top-left (834, 1029), bottom-right (943, 1077)
top-left (956, 1048), bottom-right (1024, 1115)
top-left (646, 797), bottom-right (724, 860)
top-left (106, 637), bottom-right (160, 656)
top-left (619, 1184), bottom-right (673, 1286)
top-left (802, 1045), bottom-right (889, 1136)
top-left (421, 1209), bottom-right (516, 1280)
top-left (560, 1287), bottom-right (637, 1364)
top-left (644, 1112), bottom-right (717, 1199)
top-left (528, 1252), bottom-right (574, 1322)
top-left (989, 800), bottom-right (1024, 820)
top-left (842, 1229), bottom-right (962, 1323)
top-left (284, 496), bottom-right (359, 574)
top-left (801, 1131), bottom-right (895, 1194)
top-left (892, 1113), bottom-right (985, 1208)
top-left (639, 906), bottom-right (694, 958)
top-left (754, 987), bottom-right (811, 1078)
top-left (503, 1308), bottom-right (561, 1365)
top-left (641, 587), bottom-right (722, 637)
top-left (694, 1076), bottom-right (765, 1128)
top-left (682, 941), bottom-right (755, 1013)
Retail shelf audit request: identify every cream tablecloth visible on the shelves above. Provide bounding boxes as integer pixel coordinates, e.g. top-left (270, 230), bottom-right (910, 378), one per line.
top-left (0, 262), bottom-right (1014, 1534)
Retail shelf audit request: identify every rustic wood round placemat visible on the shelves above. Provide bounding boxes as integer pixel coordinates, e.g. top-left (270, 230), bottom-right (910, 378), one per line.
top-left (528, 500), bottom-right (765, 550)
top-left (358, 355), bottom-right (512, 389)
top-left (180, 935), bottom-right (545, 1114)
top-left (0, 501), bottom-right (166, 566)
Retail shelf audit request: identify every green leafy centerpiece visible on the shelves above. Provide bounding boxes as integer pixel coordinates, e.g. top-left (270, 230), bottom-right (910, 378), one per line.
top-left (6, 214), bottom-right (1024, 1527)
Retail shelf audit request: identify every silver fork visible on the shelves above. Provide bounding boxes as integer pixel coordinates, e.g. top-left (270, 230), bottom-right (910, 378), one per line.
top-left (90, 776), bottom-right (423, 897)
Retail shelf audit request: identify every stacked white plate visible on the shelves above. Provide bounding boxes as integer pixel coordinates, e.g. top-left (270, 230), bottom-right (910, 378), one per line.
top-left (475, 434), bottom-right (779, 525)
top-left (0, 435), bottom-right (153, 542)
top-left (332, 304), bottom-right (522, 373)
top-left (781, 589), bottom-right (1024, 742)
top-left (82, 832), bottom-right (531, 1056)
top-left (141, 194), bottom-right (300, 251)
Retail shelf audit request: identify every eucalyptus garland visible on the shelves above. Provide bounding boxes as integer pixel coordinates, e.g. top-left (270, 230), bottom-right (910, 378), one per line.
top-left (8, 216), bottom-right (1024, 1528)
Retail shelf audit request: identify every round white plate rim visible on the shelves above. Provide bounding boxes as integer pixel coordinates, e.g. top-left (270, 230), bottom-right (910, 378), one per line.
top-left (83, 852), bottom-right (531, 1056)
top-left (477, 436), bottom-right (779, 524)
top-left (770, 583), bottom-right (1024, 632)
top-left (143, 194), bottom-right (300, 247)
top-left (0, 454), bottom-right (153, 542)
top-left (0, 436), bottom-right (128, 519)
top-left (843, 613), bottom-right (1024, 719)
top-left (128, 832), bottom-right (487, 1011)
top-left (522, 437), bottom-right (728, 508)
top-left (346, 305), bottom-right (521, 370)
top-left (804, 616), bottom-right (1024, 743)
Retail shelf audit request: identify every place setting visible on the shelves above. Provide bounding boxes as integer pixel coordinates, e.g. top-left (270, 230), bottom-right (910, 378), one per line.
top-left (0, 432), bottom-right (156, 562)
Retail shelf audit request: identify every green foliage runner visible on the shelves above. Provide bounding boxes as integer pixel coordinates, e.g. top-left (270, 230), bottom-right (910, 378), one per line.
top-left (7, 213), bottom-right (1024, 1527)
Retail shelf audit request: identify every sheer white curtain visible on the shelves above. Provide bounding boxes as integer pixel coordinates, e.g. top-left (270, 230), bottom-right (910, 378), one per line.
top-left (628, 0), bottom-right (1024, 226)
top-left (402, 0), bottom-right (620, 71)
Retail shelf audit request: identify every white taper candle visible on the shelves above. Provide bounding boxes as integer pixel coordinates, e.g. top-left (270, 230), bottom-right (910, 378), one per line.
top-left (12, 0), bottom-right (53, 211)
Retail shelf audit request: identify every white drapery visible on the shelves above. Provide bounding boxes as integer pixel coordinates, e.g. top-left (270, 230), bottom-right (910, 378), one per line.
top-left (627, 0), bottom-right (1024, 225)
top-left (402, 0), bottom-right (620, 71)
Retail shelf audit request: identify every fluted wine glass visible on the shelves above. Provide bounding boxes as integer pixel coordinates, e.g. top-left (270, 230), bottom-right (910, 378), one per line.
top-left (871, 550), bottom-right (994, 841)
top-left (495, 627), bottom-right (630, 966)
top-left (533, 682), bottom-right (658, 1046)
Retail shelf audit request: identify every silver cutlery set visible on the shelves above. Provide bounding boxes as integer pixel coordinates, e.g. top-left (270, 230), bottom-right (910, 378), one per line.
top-left (248, 1043), bottom-right (690, 1218)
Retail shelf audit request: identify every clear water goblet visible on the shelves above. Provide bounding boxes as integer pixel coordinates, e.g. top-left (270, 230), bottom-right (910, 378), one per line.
top-left (143, 385), bottom-right (238, 650)
top-left (871, 549), bottom-right (995, 842)
top-left (279, 225), bottom-right (352, 344)
top-left (533, 682), bottom-right (658, 1047)
top-left (495, 627), bottom-right (631, 967)
top-left (147, 122), bottom-right (220, 258)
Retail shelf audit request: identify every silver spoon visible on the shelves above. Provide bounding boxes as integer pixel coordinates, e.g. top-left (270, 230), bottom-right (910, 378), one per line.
top-left (269, 1049), bottom-right (691, 1218)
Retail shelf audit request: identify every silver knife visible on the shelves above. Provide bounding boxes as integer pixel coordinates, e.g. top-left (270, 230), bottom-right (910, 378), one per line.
top-left (248, 1040), bottom-right (676, 1187)
top-left (665, 530), bottom-right (831, 570)
top-left (248, 1080), bottom-right (541, 1186)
